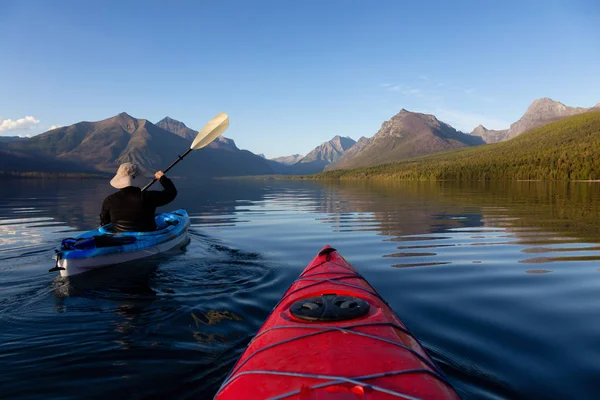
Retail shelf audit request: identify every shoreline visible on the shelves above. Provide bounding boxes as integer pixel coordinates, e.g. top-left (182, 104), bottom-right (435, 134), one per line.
top-left (220, 175), bottom-right (600, 183)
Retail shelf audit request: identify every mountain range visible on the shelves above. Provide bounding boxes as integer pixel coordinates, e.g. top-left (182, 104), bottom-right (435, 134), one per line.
top-left (469, 98), bottom-right (599, 144)
top-left (289, 136), bottom-right (356, 174)
top-left (0, 136), bottom-right (26, 143)
top-left (328, 110), bottom-right (484, 170)
top-left (319, 109), bottom-right (600, 181)
top-left (1, 97), bottom-right (598, 177)
top-left (2, 113), bottom-right (273, 177)
top-left (271, 154), bottom-right (303, 165)
top-left (469, 125), bottom-right (509, 144)
top-left (279, 98), bottom-right (599, 171)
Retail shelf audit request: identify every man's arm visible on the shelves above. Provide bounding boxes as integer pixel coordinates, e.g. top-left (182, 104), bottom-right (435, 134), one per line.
top-left (147, 171), bottom-right (177, 207)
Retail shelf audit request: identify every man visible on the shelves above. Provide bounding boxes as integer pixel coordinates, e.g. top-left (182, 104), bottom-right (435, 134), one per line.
top-left (100, 163), bottom-right (177, 232)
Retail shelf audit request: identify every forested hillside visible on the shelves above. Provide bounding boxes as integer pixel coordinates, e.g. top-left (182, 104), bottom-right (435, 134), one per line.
top-left (315, 110), bottom-right (600, 181)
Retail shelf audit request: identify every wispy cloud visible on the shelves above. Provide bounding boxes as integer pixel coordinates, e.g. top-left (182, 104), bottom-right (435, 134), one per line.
top-left (403, 88), bottom-right (422, 96)
top-left (434, 108), bottom-right (510, 132)
top-left (0, 116), bottom-right (40, 132)
top-left (381, 83), bottom-right (405, 93)
top-left (418, 75), bottom-right (429, 81)
top-left (381, 83), bottom-right (424, 97)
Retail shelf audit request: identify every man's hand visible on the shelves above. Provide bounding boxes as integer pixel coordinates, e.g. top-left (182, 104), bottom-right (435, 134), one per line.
top-left (155, 171), bottom-right (165, 180)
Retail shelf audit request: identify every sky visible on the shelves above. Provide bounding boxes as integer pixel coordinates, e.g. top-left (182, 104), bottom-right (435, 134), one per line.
top-left (1, 0), bottom-right (599, 158)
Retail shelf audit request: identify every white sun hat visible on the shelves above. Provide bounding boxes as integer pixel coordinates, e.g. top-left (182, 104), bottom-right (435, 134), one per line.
top-left (110, 163), bottom-right (139, 189)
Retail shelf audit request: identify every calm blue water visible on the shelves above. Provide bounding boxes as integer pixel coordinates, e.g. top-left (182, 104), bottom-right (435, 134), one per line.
top-left (1, 178), bottom-right (600, 399)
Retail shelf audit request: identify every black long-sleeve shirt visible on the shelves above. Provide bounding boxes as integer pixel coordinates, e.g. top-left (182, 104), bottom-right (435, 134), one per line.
top-left (99, 176), bottom-right (177, 232)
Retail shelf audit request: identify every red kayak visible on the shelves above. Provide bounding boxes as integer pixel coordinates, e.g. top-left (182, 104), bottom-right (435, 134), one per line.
top-left (215, 246), bottom-right (460, 399)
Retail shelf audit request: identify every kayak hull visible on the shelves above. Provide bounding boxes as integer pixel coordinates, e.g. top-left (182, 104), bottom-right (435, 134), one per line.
top-left (215, 246), bottom-right (459, 400)
top-left (54, 209), bottom-right (190, 277)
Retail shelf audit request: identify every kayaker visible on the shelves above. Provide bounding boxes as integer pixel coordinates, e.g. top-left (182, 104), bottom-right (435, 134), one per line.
top-left (100, 163), bottom-right (177, 232)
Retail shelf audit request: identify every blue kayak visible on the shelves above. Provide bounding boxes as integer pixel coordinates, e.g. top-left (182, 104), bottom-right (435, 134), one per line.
top-left (52, 209), bottom-right (190, 277)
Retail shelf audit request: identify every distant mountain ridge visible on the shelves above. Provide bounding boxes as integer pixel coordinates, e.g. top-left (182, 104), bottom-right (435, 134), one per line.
top-left (332, 136), bottom-right (371, 167)
top-left (0, 136), bottom-right (26, 143)
top-left (3, 113), bottom-right (274, 178)
top-left (4, 97), bottom-right (600, 178)
top-left (470, 125), bottom-right (509, 144)
top-left (319, 110), bottom-right (600, 181)
top-left (299, 136), bottom-right (355, 163)
top-left (470, 98), bottom-right (598, 144)
top-left (271, 154), bottom-right (303, 165)
top-left (156, 116), bottom-right (238, 151)
top-left (329, 109), bottom-right (484, 170)
top-left (6, 112), bottom-right (170, 173)
top-left (290, 136), bottom-right (356, 174)
top-left (506, 98), bottom-right (592, 140)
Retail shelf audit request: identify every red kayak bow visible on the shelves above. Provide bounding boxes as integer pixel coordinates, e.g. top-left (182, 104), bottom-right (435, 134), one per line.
top-left (215, 246), bottom-right (460, 399)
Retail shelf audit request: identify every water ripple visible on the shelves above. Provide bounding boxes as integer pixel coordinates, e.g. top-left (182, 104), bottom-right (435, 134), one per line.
top-left (2, 179), bottom-right (600, 399)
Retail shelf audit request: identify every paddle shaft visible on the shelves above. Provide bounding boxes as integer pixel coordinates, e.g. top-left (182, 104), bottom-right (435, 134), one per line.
top-left (141, 148), bottom-right (192, 192)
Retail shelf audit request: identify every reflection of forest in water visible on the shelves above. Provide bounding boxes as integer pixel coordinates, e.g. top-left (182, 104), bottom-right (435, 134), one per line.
top-left (2, 178), bottom-right (600, 245)
top-left (308, 180), bottom-right (600, 242)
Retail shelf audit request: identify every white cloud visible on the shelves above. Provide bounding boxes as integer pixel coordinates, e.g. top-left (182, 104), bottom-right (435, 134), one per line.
top-left (403, 88), bottom-right (422, 97)
top-left (48, 125), bottom-right (62, 131)
top-left (0, 116), bottom-right (40, 132)
top-left (382, 84), bottom-right (423, 97)
top-left (434, 108), bottom-right (510, 132)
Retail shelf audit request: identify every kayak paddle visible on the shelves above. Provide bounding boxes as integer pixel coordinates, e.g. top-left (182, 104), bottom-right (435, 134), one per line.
top-left (141, 112), bottom-right (230, 191)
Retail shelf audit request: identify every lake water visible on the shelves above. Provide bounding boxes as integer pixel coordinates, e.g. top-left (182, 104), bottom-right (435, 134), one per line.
top-left (1, 178), bottom-right (600, 399)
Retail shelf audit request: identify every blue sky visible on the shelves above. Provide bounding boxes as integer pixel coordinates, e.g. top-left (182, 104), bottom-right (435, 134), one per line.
top-left (1, 0), bottom-right (599, 158)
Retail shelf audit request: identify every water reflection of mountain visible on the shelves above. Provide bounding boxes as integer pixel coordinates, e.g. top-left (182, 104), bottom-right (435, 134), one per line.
top-left (2, 178), bottom-right (600, 246)
top-left (0, 178), bottom-right (271, 231)
top-left (306, 180), bottom-right (600, 243)
top-left (287, 180), bottom-right (600, 269)
top-left (294, 180), bottom-right (483, 237)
